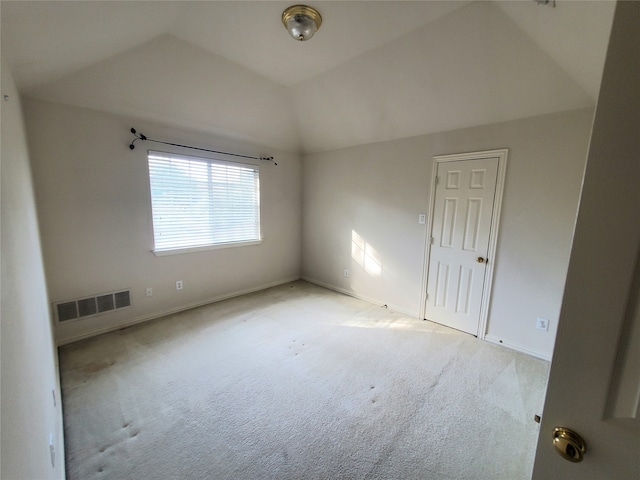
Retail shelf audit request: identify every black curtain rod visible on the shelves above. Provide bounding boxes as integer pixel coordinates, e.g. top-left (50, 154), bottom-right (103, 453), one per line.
top-left (128, 128), bottom-right (277, 165)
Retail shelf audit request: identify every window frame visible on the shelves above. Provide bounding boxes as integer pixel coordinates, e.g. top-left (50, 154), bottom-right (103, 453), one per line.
top-left (147, 150), bottom-right (262, 256)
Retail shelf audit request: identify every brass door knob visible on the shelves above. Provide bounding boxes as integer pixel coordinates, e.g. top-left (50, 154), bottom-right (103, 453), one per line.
top-left (553, 427), bottom-right (586, 462)
top-left (477, 257), bottom-right (486, 263)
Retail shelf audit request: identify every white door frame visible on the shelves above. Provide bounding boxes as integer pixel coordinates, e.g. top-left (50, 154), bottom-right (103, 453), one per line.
top-left (420, 149), bottom-right (508, 338)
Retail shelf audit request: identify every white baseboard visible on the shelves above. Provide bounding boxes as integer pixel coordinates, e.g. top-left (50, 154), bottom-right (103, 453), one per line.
top-left (484, 334), bottom-right (551, 361)
top-left (56, 276), bottom-right (301, 346)
top-left (302, 276), bottom-right (420, 319)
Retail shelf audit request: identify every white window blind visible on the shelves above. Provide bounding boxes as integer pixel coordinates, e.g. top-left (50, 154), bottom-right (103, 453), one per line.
top-left (148, 151), bottom-right (260, 254)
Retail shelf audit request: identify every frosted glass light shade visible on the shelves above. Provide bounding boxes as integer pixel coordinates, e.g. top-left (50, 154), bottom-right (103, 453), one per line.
top-left (282, 5), bottom-right (322, 41)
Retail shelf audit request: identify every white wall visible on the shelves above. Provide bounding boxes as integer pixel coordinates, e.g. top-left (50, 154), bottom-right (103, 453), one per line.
top-left (24, 98), bottom-right (302, 344)
top-left (1, 57), bottom-right (65, 479)
top-left (302, 108), bottom-right (594, 359)
top-left (28, 34), bottom-right (301, 152)
top-left (291, 1), bottom-right (594, 153)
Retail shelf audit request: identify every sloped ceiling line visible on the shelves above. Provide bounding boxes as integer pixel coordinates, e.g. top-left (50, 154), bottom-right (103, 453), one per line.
top-left (2, 1), bottom-right (613, 154)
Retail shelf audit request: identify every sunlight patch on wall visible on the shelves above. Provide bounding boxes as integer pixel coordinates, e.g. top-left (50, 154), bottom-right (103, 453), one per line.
top-left (352, 230), bottom-right (382, 277)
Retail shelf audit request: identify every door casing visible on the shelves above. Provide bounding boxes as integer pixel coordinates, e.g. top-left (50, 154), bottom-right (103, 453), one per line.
top-left (421, 149), bottom-right (508, 338)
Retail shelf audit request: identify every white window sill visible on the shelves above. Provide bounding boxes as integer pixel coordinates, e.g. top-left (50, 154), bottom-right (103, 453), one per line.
top-left (152, 239), bottom-right (262, 257)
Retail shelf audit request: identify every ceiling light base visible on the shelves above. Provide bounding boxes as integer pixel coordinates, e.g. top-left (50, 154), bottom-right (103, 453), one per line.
top-left (282, 5), bottom-right (322, 41)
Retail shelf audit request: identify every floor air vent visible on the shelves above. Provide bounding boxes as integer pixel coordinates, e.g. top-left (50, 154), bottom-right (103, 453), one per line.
top-left (55, 289), bottom-right (132, 322)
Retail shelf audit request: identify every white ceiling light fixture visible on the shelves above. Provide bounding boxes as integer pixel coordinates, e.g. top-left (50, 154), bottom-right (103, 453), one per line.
top-left (282, 5), bottom-right (322, 41)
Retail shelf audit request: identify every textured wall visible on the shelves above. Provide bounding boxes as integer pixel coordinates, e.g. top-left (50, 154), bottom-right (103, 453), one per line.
top-left (25, 99), bottom-right (303, 344)
top-left (302, 108), bottom-right (594, 359)
top-left (1, 57), bottom-right (65, 479)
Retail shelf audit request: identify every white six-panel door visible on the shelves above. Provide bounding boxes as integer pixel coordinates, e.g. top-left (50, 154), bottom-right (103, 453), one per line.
top-left (425, 156), bottom-right (500, 335)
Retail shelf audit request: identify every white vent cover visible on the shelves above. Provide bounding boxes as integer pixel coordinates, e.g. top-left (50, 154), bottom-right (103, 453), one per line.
top-left (54, 289), bottom-right (132, 322)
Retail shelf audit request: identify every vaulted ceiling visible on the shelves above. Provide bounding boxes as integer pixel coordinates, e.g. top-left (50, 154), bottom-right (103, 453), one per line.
top-left (1, 1), bottom-right (615, 153)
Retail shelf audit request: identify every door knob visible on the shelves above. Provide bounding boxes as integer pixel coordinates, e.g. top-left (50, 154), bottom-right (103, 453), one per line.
top-left (552, 427), bottom-right (586, 462)
top-left (476, 257), bottom-right (486, 263)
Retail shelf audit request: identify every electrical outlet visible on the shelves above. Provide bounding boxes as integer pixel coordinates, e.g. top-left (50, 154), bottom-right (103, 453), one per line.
top-left (145, 287), bottom-right (153, 297)
top-left (536, 317), bottom-right (549, 331)
top-left (344, 269), bottom-right (349, 278)
top-left (419, 213), bottom-right (426, 224)
top-left (176, 280), bottom-right (183, 290)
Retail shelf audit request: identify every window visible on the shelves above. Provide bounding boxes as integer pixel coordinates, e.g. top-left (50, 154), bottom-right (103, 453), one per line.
top-left (147, 151), bottom-right (260, 254)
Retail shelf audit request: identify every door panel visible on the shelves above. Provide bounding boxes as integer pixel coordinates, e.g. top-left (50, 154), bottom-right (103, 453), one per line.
top-left (463, 198), bottom-right (482, 250)
top-left (425, 157), bottom-right (498, 335)
top-left (532, 2), bottom-right (640, 477)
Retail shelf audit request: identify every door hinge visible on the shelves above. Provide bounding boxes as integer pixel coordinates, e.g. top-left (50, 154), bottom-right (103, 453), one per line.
top-left (430, 236), bottom-right (434, 244)
top-left (435, 176), bottom-right (439, 185)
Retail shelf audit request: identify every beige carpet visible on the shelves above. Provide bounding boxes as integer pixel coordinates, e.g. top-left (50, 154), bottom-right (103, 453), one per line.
top-left (59, 281), bottom-right (549, 479)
